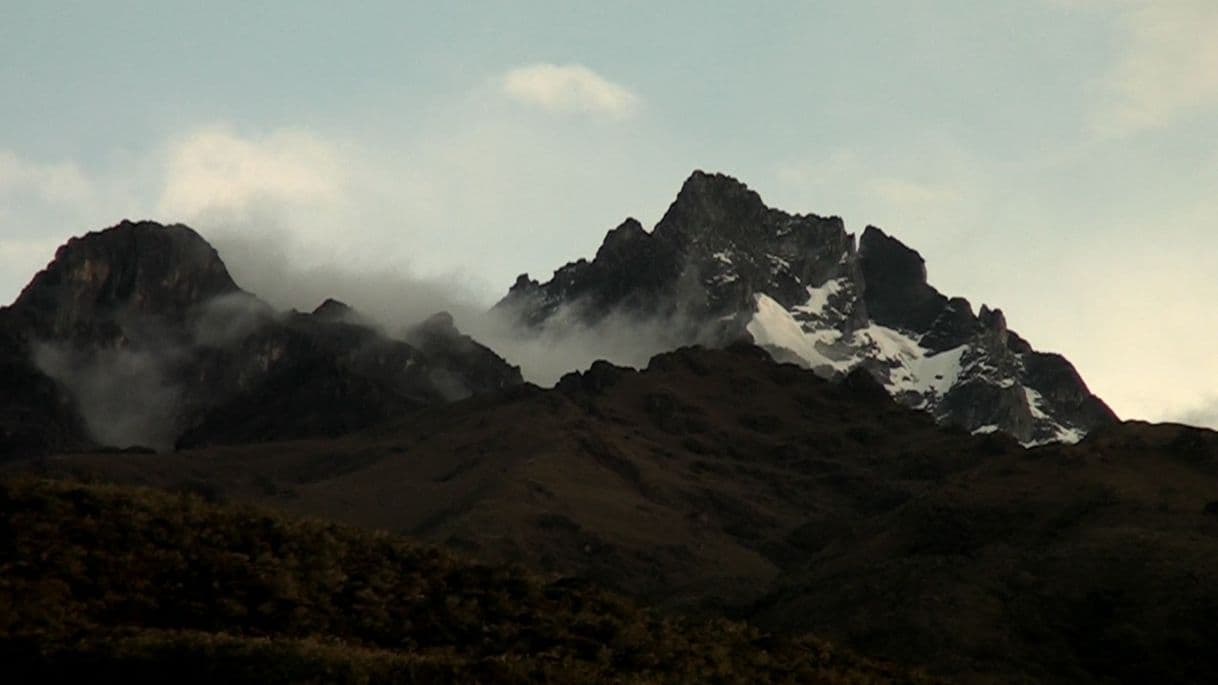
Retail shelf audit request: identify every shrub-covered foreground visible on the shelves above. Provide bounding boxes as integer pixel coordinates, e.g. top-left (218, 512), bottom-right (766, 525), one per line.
top-left (0, 478), bottom-right (934, 683)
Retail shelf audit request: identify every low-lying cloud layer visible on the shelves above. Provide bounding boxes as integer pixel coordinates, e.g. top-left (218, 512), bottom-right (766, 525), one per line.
top-left (209, 229), bottom-right (690, 388)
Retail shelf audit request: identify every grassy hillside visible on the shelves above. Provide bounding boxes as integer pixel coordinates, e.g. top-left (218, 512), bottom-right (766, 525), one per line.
top-left (0, 477), bottom-right (932, 684)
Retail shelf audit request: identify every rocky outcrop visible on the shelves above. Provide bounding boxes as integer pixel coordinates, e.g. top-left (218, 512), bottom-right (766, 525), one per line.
top-left (495, 170), bottom-right (1116, 444)
top-left (857, 225), bottom-right (945, 336)
top-left (9, 220), bottom-right (240, 344)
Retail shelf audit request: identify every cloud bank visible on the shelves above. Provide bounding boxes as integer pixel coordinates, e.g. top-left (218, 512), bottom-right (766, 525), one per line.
top-left (159, 127), bottom-right (347, 220)
top-left (502, 63), bottom-right (640, 118)
top-left (1090, 0), bottom-right (1218, 136)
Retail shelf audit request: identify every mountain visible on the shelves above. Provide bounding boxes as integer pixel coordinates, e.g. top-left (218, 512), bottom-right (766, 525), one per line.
top-left (496, 171), bottom-right (1115, 444)
top-left (16, 344), bottom-right (1218, 684)
top-left (1, 478), bottom-right (931, 684)
top-left (0, 220), bottom-right (521, 458)
top-left (6, 182), bottom-right (1214, 683)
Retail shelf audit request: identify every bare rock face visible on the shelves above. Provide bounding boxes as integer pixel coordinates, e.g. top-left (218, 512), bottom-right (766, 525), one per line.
top-left (0, 221), bottom-right (522, 457)
top-left (1, 220), bottom-right (238, 459)
top-left (495, 170), bottom-right (1115, 444)
top-left (857, 225), bottom-right (944, 335)
top-left (10, 220), bottom-right (240, 343)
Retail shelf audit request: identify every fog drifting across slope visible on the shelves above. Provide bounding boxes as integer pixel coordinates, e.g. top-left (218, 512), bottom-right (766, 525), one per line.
top-left (29, 292), bottom-right (275, 451)
top-left (208, 231), bottom-right (684, 388)
top-left (33, 342), bottom-right (182, 452)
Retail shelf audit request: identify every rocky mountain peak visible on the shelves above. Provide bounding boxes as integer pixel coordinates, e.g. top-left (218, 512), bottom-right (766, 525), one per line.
top-left (978, 304), bottom-right (1008, 336)
top-left (1, 222), bottom-right (524, 457)
top-left (858, 225), bottom-right (924, 278)
top-left (593, 218), bottom-right (650, 262)
top-left (857, 225), bottom-right (945, 333)
top-left (404, 311), bottom-right (524, 400)
top-left (673, 169), bottom-right (766, 213)
top-left (11, 220), bottom-right (240, 342)
top-left (414, 310), bottom-right (459, 338)
top-left (497, 170), bottom-right (1116, 445)
top-left (654, 171), bottom-right (776, 250)
top-left (311, 298), bottom-right (356, 322)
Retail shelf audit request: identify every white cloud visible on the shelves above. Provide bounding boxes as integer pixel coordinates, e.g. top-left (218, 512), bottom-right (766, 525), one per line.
top-left (1178, 398), bottom-right (1218, 430)
top-left (158, 126), bottom-right (347, 220)
top-left (137, 100), bottom-right (678, 310)
top-left (0, 151), bottom-right (95, 206)
top-left (501, 63), bottom-right (640, 118)
top-left (1091, 0), bottom-right (1218, 136)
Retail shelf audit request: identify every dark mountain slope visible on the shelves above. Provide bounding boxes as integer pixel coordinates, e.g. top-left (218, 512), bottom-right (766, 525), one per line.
top-left (0, 310), bottom-right (93, 459)
top-left (753, 420), bottom-right (1218, 683)
top-left (14, 345), bottom-right (1218, 683)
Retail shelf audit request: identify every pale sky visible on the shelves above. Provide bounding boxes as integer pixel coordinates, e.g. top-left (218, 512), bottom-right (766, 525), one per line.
top-left (2, 1), bottom-right (1217, 427)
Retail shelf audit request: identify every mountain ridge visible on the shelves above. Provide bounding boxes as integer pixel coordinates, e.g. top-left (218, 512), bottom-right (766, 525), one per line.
top-left (497, 170), bottom-right (1115, 444)
top-left (0, 220), bottom-right (522, 458)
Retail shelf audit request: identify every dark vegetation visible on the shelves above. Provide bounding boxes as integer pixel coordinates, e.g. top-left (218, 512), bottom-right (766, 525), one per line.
top-left (15, 346), bottom-right (1218, 683)
top-left (0, 478), bottom-right (933, 684)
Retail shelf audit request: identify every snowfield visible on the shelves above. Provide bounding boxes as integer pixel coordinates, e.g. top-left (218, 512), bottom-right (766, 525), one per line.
top-left (746, 291), bottom-right (1083, 446)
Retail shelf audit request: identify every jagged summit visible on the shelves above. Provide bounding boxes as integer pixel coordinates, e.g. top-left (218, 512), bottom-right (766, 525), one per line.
top-left (655, 170), bottom-right (771, 245)
top-left (593, 217), bottom-right (649, 262)
top-left (498, 171), bottom-right (857, 331)
top-left (858, 225), bottom-right (940, 332)
top-left (496, 170), bottom-right (1115, 444)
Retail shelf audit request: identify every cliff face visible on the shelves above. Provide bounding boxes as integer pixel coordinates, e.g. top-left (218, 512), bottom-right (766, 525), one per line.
top-left (496, 171), bottom-right (1115, 444)
top-left (10, 221), bottom-right (241, 343)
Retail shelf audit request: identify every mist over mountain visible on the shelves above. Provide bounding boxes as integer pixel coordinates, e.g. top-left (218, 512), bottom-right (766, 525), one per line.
top-left (1, 171), bottom-right (1117, 457)
top-left (0, 220), bottom-right (520, 457)
top-left (9, 2), bottom-right (1218, 682)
